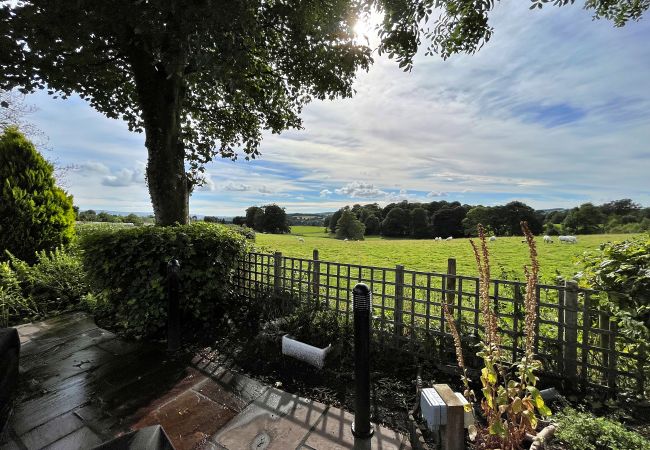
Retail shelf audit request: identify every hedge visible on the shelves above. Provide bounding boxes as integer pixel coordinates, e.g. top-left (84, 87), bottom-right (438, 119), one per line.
top-left (80, 223), bottom-right (249, 337)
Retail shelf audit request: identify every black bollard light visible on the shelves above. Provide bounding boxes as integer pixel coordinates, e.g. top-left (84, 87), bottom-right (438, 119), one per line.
top-left (352, 283), bottom-right (374, 439)
top-left (167, 259), bottom-right (181, 352)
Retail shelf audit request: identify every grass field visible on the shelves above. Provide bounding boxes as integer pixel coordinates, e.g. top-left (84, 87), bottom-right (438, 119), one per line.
top-left (254, 226), bottom-right (642, 282)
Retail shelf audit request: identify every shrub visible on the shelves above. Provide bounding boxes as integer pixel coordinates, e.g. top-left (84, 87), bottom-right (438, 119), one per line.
top-left (80, 223), bottom-right (249, 338)
top-left (555, 408), bottom-right (650, 450)
top-left (0, 127), bottom-right (75, 263)
top-left (0, 246), bottom-right (88, 325)
top-left (579, 234), bottom-right (650, 340)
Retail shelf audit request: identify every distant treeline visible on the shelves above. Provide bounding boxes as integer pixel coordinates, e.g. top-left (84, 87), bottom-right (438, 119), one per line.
top-left (324, 199), bottom-right (650, 238)
top-left (75, 209), bottom-right (152, 225)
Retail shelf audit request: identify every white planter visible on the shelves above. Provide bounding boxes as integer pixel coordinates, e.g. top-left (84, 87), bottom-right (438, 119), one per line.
top-left (281, 334), bottom-right (332, 369)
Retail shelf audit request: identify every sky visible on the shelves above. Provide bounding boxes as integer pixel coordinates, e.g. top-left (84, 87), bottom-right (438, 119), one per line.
top-left (22, 3), bottom-right (650, 216)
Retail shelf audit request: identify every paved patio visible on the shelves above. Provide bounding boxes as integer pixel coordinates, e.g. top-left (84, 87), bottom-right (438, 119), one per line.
top-left (0, 313), bottom-right (411, 449)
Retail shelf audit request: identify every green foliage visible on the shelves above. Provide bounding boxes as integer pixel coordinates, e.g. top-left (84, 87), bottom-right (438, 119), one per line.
top-left (80, 223), bottom-right (249, 337)
top-left (579, 234), bottom-right (650, 340)
top-left (0, 246), bottom-right (89, 326)
top-left (245, 204), bottom-right (290, 234)
top-left (0, 127), bottom-right (75, 263)
top-left (555, 408), bottom-right (650, 450)
top-left (283, 302), bottom-right (350, 349)
top-left (364, 214), bottom-right (381, 235)
top-left (563, 203), bottom-right (605, 234)
top-left (381, 207), bottom-right (411, 237)
top-left (410, 207), bottom-right (430, 238)
top-left (335, 209), bottom-right (365, 240)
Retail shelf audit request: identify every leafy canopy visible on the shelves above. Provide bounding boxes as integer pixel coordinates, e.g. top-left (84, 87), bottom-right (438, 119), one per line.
top-left (1, 0), bottom-right (645, 183)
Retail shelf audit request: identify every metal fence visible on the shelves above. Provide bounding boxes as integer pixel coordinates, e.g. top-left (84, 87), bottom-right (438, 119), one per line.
top-left (233, 250), bottom-right (648, 396)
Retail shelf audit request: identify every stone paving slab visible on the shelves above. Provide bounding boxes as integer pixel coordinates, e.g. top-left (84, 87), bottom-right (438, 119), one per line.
top-left (2, 313), bottom-right (412, 450)
top-left (304, 407), bottom-right (411, 450)
top-left (209, 388), bottom-right (328, 450)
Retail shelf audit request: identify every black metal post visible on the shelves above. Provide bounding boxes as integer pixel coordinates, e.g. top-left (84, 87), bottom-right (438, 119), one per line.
top-left (352, 283), bottom-right (374, 439)
top-left (167, 259), bottom-right (181, 352)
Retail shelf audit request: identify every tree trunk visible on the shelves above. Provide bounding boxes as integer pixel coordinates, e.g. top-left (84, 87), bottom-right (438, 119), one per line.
top-left (129, 50), bottom-right (189, 226)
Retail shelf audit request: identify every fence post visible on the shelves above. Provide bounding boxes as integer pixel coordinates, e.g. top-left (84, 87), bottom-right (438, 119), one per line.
top-left (445, 258), bottom-right (457, 310)
top-left (563, 280), bottom-right (579, 385)
top-left (599, 311), bottom-right (617, 389)
top-left (273, 251), bottom-right (282, 294)
top-left (638, 342), bottom-right (647, 396)
top-left (312, 249), bottom-right (320, 305)
top-left (394, 265), bottom-right (404, 341)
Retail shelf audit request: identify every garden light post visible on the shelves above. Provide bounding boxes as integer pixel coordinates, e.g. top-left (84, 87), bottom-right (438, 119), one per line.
top-left (167, 258), bottom-right (181, 352)
top-left (352, 283), bottom-right (374, 440)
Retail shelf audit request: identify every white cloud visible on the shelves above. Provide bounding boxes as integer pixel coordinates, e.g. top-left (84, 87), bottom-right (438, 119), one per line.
top-left (222, 182), bottom-right (251, 192)
top-left (320, 189), bottom-right (333, 197)
top-left (102, 167), bottom-right (145, 187)
top-left (427, 191), bottom-right (448, 198)
top-left (335, 181), bottom-right (386, 198)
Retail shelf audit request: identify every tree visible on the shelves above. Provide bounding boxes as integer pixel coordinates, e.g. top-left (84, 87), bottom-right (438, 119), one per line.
top-left (329, 209), bottom-right (344, 234)
top-left (262, 204), bottom-right (290, 234)
top-left (232, 216), bottom-right (246, 226)
top-left (432, 206), bottom-right (466, 238)
top-left (123, 213), bottom-right (144, 226)
top-left (381, 207), bottom-right (410, 237)
top-left (364, 215), bottom-right (381, 235)
top-left (563, 203), bottom-right (604, 234)
top-left (601, 199), bottom-right (641, 216)
top-left (336, 209), bottom-right (365, 240)
top-left (3, 1), bottom-right (642, 225)
top-left (410, 207), bottom-right (431, 238)
top-left (462, 206), bottom-right (495, 236)
top-left (245, 207), bottom-right (262, 229)
top-left (0, 127), bottom-right (75, 263)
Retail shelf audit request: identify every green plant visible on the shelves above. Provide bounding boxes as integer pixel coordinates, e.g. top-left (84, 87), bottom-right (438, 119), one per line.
top-left (447, 223), bottom-right (550, 449)
top-left (555, 408), bottom-right (650, 450)
top-left (579, 234), bottom-right (650, 340)
top-left (80, 223), bottom-right (249, 338)
top-left (0, 127), bottom-right (75, 263)
top-left (0, 246), bottom-right (87, 325)
top-left (283, 302), bottom-right (350, 349)
top-left (336, 209), bottom-right (365, 240)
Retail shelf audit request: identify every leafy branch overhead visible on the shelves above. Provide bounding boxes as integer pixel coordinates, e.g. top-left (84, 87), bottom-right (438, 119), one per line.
top-left (1, 0), bottom-right (645, 225)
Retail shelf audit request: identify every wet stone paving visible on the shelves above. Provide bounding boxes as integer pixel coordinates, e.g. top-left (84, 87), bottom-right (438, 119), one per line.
top-left (0, 313), bottom-right (410, 450)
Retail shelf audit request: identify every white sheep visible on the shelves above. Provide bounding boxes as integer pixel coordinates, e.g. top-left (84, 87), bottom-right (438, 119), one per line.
top-left (435, 237), bottom-right (442, 241)
top-left (543, 235), bottom-right (553, 244)
top-left (446, 236), bottom-right (453, 240)
top-left (297, 237), bottom-right (305, 243)
top-left (489, 236), bottom-right (497, 242)
top-left (344, 238), bottom-right (349, 242)
top-left (559, 235), bottom-right (577, 244)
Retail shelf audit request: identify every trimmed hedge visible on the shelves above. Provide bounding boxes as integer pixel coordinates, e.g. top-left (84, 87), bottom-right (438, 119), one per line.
top-left (0, 127), bottom-right (75, 263)
top-left (80, 223), bottom-right (249, 337)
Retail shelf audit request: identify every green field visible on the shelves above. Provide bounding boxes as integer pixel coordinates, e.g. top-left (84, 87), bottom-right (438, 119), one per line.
top-left (254, 226), bottom-right (641, 282)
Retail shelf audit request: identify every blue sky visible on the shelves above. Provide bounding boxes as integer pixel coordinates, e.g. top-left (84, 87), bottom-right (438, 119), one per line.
top-left (23, 3), bottom-right (650, 216)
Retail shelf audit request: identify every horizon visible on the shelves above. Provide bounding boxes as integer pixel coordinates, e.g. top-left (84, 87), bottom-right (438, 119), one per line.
top-left (20, 4), bottom-right (650, 217)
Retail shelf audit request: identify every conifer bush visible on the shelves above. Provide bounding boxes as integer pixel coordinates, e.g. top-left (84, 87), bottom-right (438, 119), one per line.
top-left (0, 127), bottom-right (75, 263)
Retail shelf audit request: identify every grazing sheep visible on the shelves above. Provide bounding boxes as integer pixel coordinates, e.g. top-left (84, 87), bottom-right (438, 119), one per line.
top-left (559, 235), bottom-right (577, 244)
top-left (489, 236), bottom-right (497, 242)
top-left (297, 237), bottom-right (305, 243)
top-left (446, 236), bottom-right (453, 240)
top-left (434, 237), bottom-right (442, 241)
top-left (543, 235), bottom-right (553, 244)
top-left (344, 238), bottom-right (349, 242)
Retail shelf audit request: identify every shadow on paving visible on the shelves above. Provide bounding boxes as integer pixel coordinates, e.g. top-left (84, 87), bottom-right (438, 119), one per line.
top-left (0, 313), bottom-right (246, 450)
top-left (0, 313), bottom-right (410, 450)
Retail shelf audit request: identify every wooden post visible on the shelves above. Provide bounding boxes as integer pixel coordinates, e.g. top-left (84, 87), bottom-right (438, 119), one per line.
top-left (512, 285), bottom-right (522, 362)
top-left (607, 320), bottom-right (617, 391)
top-left (273, 251), bottom-right (282, 294)
top-left (563, 280), bottom-right (579, 384)
top-left (433, 384), bottom-right (465, 450)
top-left (599, 311), bottom-right (612, 387)
top-left (445, 258), bottom-right (457, 310)
top-left (394, 265), bottom-right (404, 341)
top-left (312, 249), bottom-right (320, 305)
